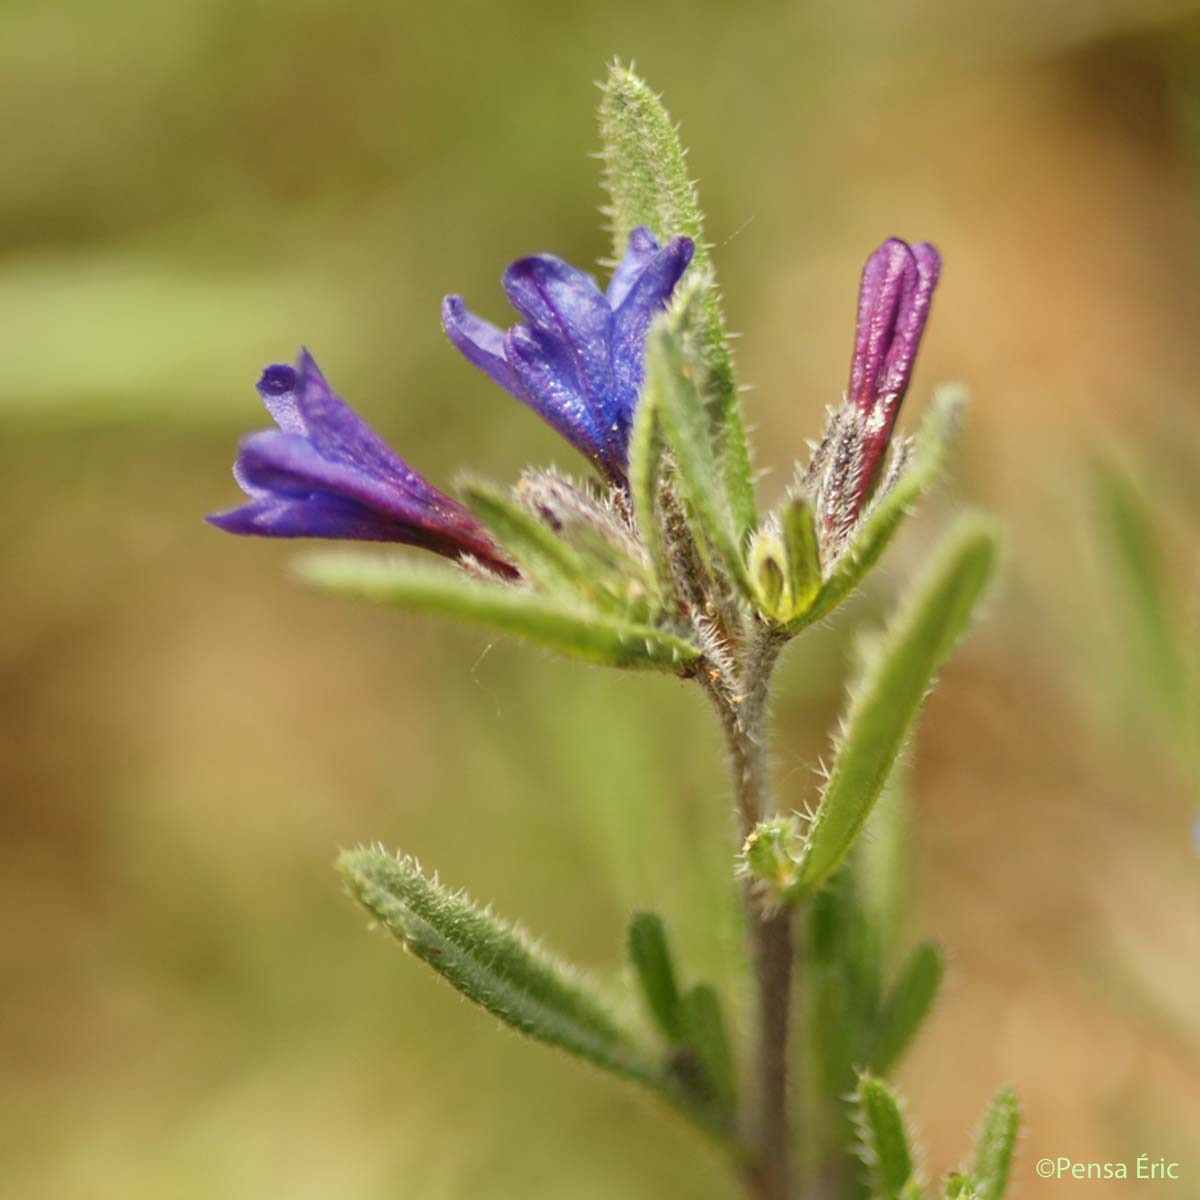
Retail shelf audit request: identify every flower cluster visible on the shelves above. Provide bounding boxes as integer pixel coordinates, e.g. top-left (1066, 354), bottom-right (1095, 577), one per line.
top-left (209, 234), bottom-right (940, 599)
top-left (210, 227), bottom-right (693, 565)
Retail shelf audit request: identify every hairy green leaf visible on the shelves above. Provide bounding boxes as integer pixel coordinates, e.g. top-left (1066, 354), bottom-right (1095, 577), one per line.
top-left (338, 849), bottom-right (660, 1083)
top-left (791, 515), bottom-right (998, 895)
top-left (645, 280), bottom-right (752, 596)
top-left (794, 387), bottom-right (964, 632)
top-left (296, 553), bottom-right (700, 670)
top-left (626, 365), bottom-right (673, 594)
top-left (970, 1087), bottom-right (1020, 1200)
top-left (627, 911), bottom-right (684, 1042)
top-left (854, 1073), bottom-right (920, 1199)
top-left (598, 63), bottom-right (756, 535)
top-left (870, 940), bottom-right (945, 1074)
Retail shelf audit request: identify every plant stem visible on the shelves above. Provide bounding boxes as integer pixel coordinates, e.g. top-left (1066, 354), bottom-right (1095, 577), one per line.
top-left (710, 627), bottom-right (792, 1200)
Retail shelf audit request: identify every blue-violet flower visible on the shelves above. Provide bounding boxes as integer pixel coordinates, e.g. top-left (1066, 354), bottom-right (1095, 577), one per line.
top-left (442, 226), bottom-right (694, 484)
top-left (207, 350), bottom-right (514, 575)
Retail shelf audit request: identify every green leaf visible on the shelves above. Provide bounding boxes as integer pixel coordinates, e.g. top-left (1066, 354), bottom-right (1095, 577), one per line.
top-left (854, 1073), bottom-right (919, 1199)
top-left (790, 515), bottom-right (998, 895)
top-left (970, 1087), bottom-right (1020, 1200)
top-left (598, 63), bottom-right (756, 536)
top-left (338, 849), bottom-right (661, 1083)
top-left (645, 280), bottom-right (752, 596)
top-left (626, 363), bottom-right (673, 594)
top-left (627, 911), bottom-right (684, 1042)
top-left (680, 982), bottom-right (737, 1118)
top-left (794, 387), bottom-right (964, 631)
top-left (781, 494), bottom-right (822, 620)
top-left (869, 941), bottom-right (945, 1074)
top-left (295, 553), bottom-right (701, 671)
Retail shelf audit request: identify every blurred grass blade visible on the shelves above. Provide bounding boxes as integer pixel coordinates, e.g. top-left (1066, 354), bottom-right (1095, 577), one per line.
top-left (853, 1073), bottom-right (921, 1199)
top-left (782, 494), bottom-right (822, 619)
top-left (1091, 460), bottom-right (1189, 731)
top-left (627, 911), bottom-right (684, 1042)
top-left (339, 849), bottom-right (661, 1084)
top-left (680, 982), bottom-right (737, 1119)
top-left (942, 1176), bottom-right (977, 1199)
top-left (795, 387), bottom-right (964, 631)
top-left (970, 1087), bottom-right (1020, 1200)
top-left (869, 940), bottom-right (945, 1074)
top-left (296, 553), bottom-right (701, 670)
top-left (646, 281), bottom-right (752, 596)
top-left (598, 63), bottom-right (756, 536)
top-left (791, 516), bottom-right (998, 895)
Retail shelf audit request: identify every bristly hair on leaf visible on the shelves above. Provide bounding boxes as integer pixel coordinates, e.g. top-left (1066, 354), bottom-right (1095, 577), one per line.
top-left (599, 62), bottom-right (757, 536)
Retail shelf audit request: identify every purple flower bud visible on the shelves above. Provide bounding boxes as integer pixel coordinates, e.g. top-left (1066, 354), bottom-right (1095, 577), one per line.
top-left (848, 238), bottom-right (941, 508)
top-left (208, 350), bottom-right (515, 575)
top-left (442, 226), bottom-right (694, 483)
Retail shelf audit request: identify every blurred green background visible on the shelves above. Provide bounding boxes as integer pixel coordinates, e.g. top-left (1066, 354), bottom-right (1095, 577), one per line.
top-left (3, 1), bottom-right (1199, 1197)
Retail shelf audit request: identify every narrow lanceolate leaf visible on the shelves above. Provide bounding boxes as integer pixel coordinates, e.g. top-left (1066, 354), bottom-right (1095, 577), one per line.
top-left (295, 553), bottom-right (701, 670)
top-left (680, 982), bottom-right (737, 1118)
top-left (793, 386), bottom-right (964, 632)
top-left (970, 1087), bottom-right (1020, 1200)
top-left (790, 516), bottom-right (998, 895)
top-left (781, 493), bottom-right (822, 620)
top-left (598, 63), bottom-right (756, 536)
top-left (627, 911), bottom-right (684, 1042)
top-left (645, 280), bottom-right (753, 596)
top-left (338, 849), bottom-right (661, 1085)
top-left (854, 1074), bottom-right (920, 1200)
top-left (626, 365), bottom-right (673, 594)
top-left (869, 940), bottom-right (945, 1074)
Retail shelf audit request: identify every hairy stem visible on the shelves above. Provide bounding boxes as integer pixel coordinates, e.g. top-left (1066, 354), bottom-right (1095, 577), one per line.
top-left (710, 627), bottom-right (793, 1200)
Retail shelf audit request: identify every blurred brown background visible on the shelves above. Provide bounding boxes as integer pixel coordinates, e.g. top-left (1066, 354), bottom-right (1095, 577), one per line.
top-left (2, 1), bottom-right (1199, 1197)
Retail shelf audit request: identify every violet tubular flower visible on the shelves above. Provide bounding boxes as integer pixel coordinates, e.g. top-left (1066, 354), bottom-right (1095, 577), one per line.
top-left (208, 350), bottom-right (514, 576)
top-left (442, 226), bottom-right (694, 484)
top-left (848, 237), bottom-right (941, 510)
